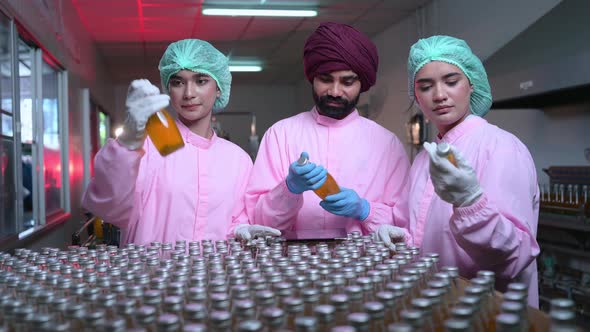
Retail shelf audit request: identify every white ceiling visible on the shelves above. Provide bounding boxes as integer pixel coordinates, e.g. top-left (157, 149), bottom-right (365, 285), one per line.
top-left (71, 0), bottom-right (431, 85)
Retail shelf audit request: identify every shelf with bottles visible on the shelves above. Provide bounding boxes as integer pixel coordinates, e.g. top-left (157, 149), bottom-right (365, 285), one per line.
top-left (539, 183), bottom-right (590, 220)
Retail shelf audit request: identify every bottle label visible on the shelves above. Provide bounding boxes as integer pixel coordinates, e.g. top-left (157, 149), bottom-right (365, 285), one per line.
top-left (156, 111), bottom-right (169, 128)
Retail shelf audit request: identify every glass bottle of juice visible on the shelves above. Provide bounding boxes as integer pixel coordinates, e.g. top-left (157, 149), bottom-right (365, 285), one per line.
top-left (145, 110), bottom-right (185, 156)
top-left (297, 154), bottom-right (340, 199)
top-left (436, 143), bottom-right (457, 167)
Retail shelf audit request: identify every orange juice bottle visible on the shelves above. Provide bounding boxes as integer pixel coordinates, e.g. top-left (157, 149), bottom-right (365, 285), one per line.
top-left (145, 110), bottom-right (185, 156)
top-left (297, 154), bottom-right (340, 199)
top-left (437, 142), bottom-right (457, 167)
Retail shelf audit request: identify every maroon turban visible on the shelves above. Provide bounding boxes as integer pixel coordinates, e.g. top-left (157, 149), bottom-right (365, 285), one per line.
top-left (303, 22), bottom-right (379, 92)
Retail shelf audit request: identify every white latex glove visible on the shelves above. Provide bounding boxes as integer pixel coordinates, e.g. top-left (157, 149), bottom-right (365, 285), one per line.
top-left (234, 224), bottom-right (281, 241)
top-left (423, 142), bottom-right (483, 207)
top-left (374, 225), bottom-right (406, 251)
top-left (118, 79), bottom-right (170, 150)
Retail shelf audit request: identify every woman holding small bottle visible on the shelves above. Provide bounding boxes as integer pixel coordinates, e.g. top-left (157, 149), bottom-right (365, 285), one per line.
top-left (82, 39), bottom-right (280, 245)
top-left (377, 35), bottom-right (540, 307)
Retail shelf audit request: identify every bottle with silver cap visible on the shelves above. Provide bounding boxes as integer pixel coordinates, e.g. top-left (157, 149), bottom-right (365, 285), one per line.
top-left (117, 298), bottom-right (138, 329)
top-left (426, 286), bottom-right (449, 322)
top-left (495, 313), bottom-right (521, 332)
top-left (457, 295), bottom-right (485, 332)
top-left (549, 310), bottom-right (577, 332)
top-left (255, 290), bottom-right (277, 320)
top-left (400, 309), bottom-right (424, 331)
top-left (314, 304), bottom-right (335, 330)
top-left (470, 277), bottom-right (494, 320)
top-left (156, 313), bottom-right (181, 332)
top-left (183, 323), bottom-right (207, 332)
top-left (208, 310), bottom-right (232, 331)
top-left (437, 142), bottom-right (457, 167)
top-left (295, 316), bottom-right (318, 332)
top-left (283, 297), bottom-right (305, 330)
top-left (301, 288), bottom-right (320, 316)
top-left (295, 153), bottom-right (340, 199)
top-left (330, 293), bottom-right (350, 326)
top-left (500, 301), bottom-right (527, 332)
top-left (443, 318), bottom-right (472, 332)
top-left (364, 301), bottom-right (386, 332)
top-left (550, 298), bottom-right (575, 314)
top-left (30, 313), bottom-right (52, 331)
top-left (233, 299), bottom-right (256, 329)
top-left (347, 312), bottom-right (370, 332)
top-left (237, 319), bottom-right (264, 332)
top-left (261, 307), bottom-right (286, 332)
top-left (463, 285), bottom-right (490, 329)
top-left (83, 310), bottom-right (106, 332)
top-left (64, 303), bottom-right (87, 331)
top-left (12, 303), bottom-right (34, 332)
top-left (344, 285), bottom-right (363, 313)
top-left (184, 302), bottom-right (208, 326)
top-left (135, 305), bottom-right (158, 332)
top-left (410, 298), bottom-right (434, 331)
top-left (387, 322), bottom-right (414, 332)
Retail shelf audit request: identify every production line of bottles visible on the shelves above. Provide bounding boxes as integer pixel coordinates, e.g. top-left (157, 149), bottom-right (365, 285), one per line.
top-left (540, 183), bottom-right (590, 218)
top-left (0, 232), bottom-right (580, 331)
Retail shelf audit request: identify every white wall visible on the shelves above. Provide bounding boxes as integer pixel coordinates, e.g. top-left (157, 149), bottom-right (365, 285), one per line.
top-left (220, 84), bottom-right (300, 156)
top-left (293, 0), bottom-right (563, 160)
top-left (487, 104), bottom-right (590, 185)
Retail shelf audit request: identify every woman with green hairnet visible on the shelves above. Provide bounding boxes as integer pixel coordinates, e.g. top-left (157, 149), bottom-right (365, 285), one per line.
top-left (82, 39), bottom-right (280, 245)
top-left (377, 35), bottom-right (540, 307)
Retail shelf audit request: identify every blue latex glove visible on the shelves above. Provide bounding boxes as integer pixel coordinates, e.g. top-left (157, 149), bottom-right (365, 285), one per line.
top-left (320, 187), bottom-right (370, 221)
top-left (286, 152), bottom-right (328, 194)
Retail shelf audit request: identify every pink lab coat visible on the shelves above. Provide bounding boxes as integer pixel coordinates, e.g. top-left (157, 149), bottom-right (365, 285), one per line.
top-left (408, 116), bottom-right (540, 307)
top-left (245, 107), bottom-right (411, 235)
top-left (82, 120), bottom-right (252, 245)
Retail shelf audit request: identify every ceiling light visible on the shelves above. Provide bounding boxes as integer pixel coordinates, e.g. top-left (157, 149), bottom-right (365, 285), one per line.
top-left (202, 8), bottom-right (317, 17)
top-left (229, 65), bottom-right (263, 72)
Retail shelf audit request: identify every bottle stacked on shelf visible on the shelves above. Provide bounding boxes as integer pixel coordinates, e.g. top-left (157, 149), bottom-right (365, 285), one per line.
top-left (0, 232), bottom-right (533, 331)
top-left (539, 183), bottom-right (590, 218)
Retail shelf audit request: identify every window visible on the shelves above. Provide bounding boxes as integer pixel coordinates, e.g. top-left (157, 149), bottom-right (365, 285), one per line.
top-left (0, 11), bottom-right (16, 237)
top-left (98, 110), bottom-right (109, 148)
top-left (0, 13), bottom-right (69, 240)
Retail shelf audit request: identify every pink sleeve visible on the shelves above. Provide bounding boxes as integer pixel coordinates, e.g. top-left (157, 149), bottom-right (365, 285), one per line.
top-left (245, 127), bottom-right (304, 230)
top-left (81, 138), bottom-right (144, 229)
top-left (450, 140), bottom-right (540, 280)
top-left (362, 137), bottom-right (412, 235)
top-left (226, 155), bottom-right (254, 238)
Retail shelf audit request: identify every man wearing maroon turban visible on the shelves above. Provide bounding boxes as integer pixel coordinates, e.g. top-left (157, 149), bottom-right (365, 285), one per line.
top-left (245, 22), bottom-right (410, 243)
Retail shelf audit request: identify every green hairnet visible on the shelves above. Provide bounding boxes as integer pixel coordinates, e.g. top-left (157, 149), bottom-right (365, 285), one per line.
top-left (159, 39), bottom-right (232, 111)
top-left (407, 35), bottom-right (492, 117)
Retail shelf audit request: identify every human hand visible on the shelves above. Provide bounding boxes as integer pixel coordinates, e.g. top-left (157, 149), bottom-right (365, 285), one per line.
top-left (423, 142), bottom-right (482, 207)
top-left (118, 79), bottom-right (170, 150)
top-left (234, 224), bottom-right (282, 241)
top-left (320, 187), bottom-right (370, 220)
top-left (285, 152), bottom-right (328, 194)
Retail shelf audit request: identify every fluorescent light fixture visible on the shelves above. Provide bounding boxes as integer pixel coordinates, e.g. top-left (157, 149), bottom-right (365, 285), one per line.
top-left (229, 65), bottom-right (263, 72)
top-left (202, 8), bottom-right (317, 17)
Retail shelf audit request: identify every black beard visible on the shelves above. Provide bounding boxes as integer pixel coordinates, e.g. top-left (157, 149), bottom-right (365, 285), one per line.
top-left (313, 91), bottom-right (359, 120)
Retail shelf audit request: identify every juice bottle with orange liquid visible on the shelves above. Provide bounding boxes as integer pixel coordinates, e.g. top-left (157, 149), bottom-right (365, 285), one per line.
top-left (437, 142), bottom-right (457, 167)
top-left (145, 110), bottom-right (185, 156)
top-left (297, 154), bottom-right (340, 199)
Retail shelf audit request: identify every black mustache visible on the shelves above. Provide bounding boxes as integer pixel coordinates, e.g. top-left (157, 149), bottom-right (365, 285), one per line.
top-left (321, 96), bottom-right (347, 105)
